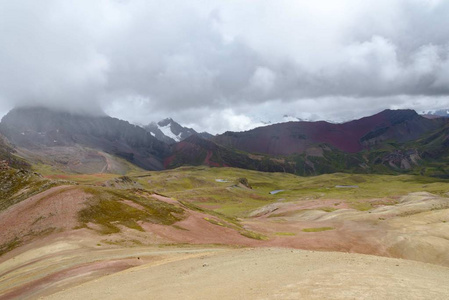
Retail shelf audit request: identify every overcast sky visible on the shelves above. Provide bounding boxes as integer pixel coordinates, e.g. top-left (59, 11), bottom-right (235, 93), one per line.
top-left (1, 0), bottom-right (449, 134)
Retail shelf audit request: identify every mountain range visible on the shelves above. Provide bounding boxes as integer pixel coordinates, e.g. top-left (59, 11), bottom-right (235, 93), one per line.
top-left (1, 106), bottom-right (448, 177)
top-left (215, 109), bottom-right (444, 155)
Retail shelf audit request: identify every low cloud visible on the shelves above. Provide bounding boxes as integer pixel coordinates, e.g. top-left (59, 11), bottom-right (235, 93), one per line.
top-left (1, 0), bottom-right (449, 133)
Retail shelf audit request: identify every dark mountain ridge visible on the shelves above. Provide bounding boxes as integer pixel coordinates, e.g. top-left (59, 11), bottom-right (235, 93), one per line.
top-left (213, 109), bottom-right (446, 155)
top-left (165, 134), bottom-right (292, 173)
top-left (1, 107), bottom-right (169, 170)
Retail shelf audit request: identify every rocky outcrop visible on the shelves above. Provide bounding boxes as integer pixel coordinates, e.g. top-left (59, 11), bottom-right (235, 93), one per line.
top-left (375, 150), bottom-right (421, 170)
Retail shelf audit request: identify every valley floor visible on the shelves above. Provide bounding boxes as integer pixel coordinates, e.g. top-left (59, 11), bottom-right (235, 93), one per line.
top-left (1, 168), bottom-right (449, 299)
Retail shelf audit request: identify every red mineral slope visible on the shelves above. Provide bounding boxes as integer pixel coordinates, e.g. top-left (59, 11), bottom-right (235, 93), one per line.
top-left (213, 109), bottom-right (447, 155)
top-left (165, 135), bottom-right (253, 169)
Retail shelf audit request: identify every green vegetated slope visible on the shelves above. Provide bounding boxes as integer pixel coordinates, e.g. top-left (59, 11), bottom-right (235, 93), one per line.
top-left (124, 166), bottom-right (449, 218)
top-left (0, 141), bottom-right (70, 211)
top-left (0, 168), bottom-right (65, 211)
top-left (411, 123), bottom-right (449, 177)
top-left (78, 187), bottom-right (185, 235)
top-left (4, 148), bottom-right (449, 221)
top-left (77, 180), bottom-right (268, 241)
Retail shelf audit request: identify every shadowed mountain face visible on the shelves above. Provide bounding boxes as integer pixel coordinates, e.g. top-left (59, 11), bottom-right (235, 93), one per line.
top-left (0, 107), bottom-right (169, 170)
top-left (165, 135), bottom-right (293, 173)
top-left (213, 109), bottom-right (447, 155)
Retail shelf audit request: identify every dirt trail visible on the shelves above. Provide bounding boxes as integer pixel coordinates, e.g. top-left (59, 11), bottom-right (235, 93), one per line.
top-left (43, 248), bottom-right (449, 300)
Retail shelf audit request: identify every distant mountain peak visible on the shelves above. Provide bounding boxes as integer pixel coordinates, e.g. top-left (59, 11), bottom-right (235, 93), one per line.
top-left (421, 109), bottom-right (449, 119)
top-left (157, 118), bottom-right (175, 127)
top-left (144, 118), bottom-right (212, 144)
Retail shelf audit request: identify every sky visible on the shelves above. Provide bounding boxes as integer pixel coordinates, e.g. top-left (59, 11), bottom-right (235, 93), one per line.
top-left (1, 0), bottom-right (449, 134)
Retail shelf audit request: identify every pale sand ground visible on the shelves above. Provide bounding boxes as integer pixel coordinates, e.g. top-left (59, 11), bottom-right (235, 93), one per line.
top-left (42, 247), bottom-right (449, 300)
top-left (2, 190), bottom-right (449, 299)
top-left (0, 239), bottom-right (228, 299)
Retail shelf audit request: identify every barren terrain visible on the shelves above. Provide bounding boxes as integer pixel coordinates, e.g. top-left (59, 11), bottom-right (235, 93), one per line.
top-left (47, 248), bottom-right (449, 300)
top-left (1, 168), bottom-right (449, 299)
top-left (3, 245), bottom-right (449, 300)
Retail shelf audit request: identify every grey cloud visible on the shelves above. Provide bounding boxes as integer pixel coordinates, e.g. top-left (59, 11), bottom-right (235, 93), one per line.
top-left (0, 1), bottom-right (108, 115)
top-left (1, 0), bottom-right (449, 133)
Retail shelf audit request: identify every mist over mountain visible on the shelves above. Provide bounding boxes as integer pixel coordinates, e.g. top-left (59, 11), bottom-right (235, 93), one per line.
top-left (0, 107), bottom-right (169, 170)
top-left (422, 109), bottom-right (449, 119)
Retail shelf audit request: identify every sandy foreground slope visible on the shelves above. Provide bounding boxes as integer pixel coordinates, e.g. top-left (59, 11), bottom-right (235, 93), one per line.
top-left (40, 247), bottom-right (449, 300)
top-left (1, 185), bottom-right (449, 299)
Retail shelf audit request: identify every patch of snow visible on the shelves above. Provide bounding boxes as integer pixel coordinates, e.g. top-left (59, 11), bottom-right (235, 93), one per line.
top-left (150, 132), bottom-right (155, 137)
top-left (159, 124), bottom-right (182, 142)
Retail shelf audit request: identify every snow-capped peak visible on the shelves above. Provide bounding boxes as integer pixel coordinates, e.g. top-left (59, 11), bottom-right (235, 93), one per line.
top-left (158, 122), bottom-right (183, 142)
top-left (144, 117), bottom-right (211, 144)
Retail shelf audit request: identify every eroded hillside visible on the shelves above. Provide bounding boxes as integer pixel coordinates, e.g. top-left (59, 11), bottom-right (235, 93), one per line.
top-left (1, 164), bottom-right (449, 299)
